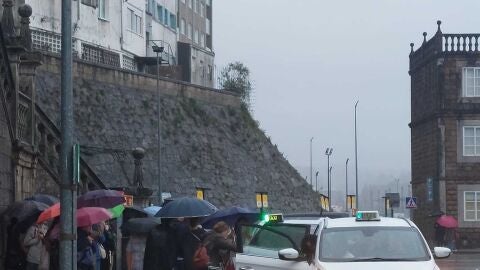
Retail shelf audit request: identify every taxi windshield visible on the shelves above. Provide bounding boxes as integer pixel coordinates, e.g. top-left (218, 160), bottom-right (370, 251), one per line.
top-left (319, 226), bottom-right (430, 262)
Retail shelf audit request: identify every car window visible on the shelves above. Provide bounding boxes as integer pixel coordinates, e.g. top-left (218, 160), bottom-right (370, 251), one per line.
top-left (319, 226), bottom-right (431, 262)
top-left (241, 224), bottom-right (309, 259)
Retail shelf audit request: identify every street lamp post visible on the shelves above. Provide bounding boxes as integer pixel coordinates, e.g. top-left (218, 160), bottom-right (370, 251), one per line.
top-left (310, 137), bottom-right (313, 188)
top-left (325, 148), bottom-right (333, 209)
top-left (329, 166), bottom-right (333, 209)
top-left (345, 158), bottom-right (349, 210)
top-left (354, 100), bottom-right (359, 209)
top-left (152, 44), bottom-right (164, 204)
top-left (59, 0), bottom-right (76, 268)
top-left (315, 171), bottom-right (319, 192)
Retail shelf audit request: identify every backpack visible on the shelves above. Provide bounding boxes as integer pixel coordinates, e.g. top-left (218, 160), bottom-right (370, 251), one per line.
top-left (192, 233), bottom-right (210, 269)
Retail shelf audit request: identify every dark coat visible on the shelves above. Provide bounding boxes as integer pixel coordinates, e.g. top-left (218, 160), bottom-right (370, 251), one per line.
top-left (143, 225), bottom-right (178, 270)
top-left (204, 233), bottom-right (237, 267)
top-left (180, 227), bottom-right (208, 270)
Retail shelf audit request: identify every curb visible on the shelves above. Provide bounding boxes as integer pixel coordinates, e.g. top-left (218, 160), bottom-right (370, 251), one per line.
top-left (453, 249), bottom-right (480, 254)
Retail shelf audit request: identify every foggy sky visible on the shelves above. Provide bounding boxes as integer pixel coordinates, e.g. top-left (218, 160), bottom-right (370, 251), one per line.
top-left (213, 1), bottom-right (480, 190)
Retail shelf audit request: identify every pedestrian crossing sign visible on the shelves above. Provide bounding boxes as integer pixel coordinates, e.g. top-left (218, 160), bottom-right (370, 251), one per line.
top-left (406, 197), bottom-right (417, 209)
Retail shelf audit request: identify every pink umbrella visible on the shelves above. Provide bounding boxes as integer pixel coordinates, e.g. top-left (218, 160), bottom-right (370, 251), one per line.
top-left (77, 207), bottom-right (113, 227)
top-left (436, 215), bottom-right (458, 228)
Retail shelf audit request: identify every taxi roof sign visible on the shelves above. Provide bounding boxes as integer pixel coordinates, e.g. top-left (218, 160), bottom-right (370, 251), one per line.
top-left (264, 213), bottom-right (283, 223)
top-left (355, 211), bottom-right (380, 221)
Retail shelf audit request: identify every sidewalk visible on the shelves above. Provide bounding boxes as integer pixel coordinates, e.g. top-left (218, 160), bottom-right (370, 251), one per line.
top-left (453, 248), bottom-right (480, 254)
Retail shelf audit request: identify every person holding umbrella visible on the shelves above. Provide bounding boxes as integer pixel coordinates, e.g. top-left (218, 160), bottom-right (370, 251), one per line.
top-left (143, 219), bottom-right (178, 270)
top-left (154, 197), bottom-right (217, 270)
top-left (23, 222), bottom-right (49, 270)
top-left (204, 221), bottom-right (237, 270)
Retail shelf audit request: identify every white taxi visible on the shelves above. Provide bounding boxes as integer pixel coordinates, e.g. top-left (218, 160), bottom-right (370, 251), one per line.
top-left (235, 211), bottom-right (451, 270)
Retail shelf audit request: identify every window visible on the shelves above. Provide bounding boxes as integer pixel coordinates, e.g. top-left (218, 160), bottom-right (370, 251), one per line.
top-left (200, 2), bottom-right (205, 17)
top-left (319, 227), bottom-right (429, 262)
top-left (157, 5), bottom-right (163, 22)
top-left (169, 13), bottom-right (176, 29)
top-left (464, 191), bottom-right (480, 221)
top-left (98, 0), bottom-right (107, 19)
top-left (193, 0), bottom-right (198, 13)
top-left (181, 0), bottom-right (185, 3)
top-left (241, 224), bottom-right (309, 259)
top-left (163, 8), bottom-right (169, 25)
top-left (194, 29), bottom-right (199, 44)
top-left (187, 23), bottom-right (192, 40)
top-left (81, 0), bottom-right (97, 8)
top-left (180, 19), bottom-right (186, 35)
top-left (463, 67), bottom-right (480, 97)
top-left (463, 126), bottom-right (480, 156)
top-left (146, 0), bottom-right (155, 14)
top-left (128, 9), bottom-right (142, 35)
top-left (200, 32), bottom-right (205, 47)
top-left (188, 0), bottom-right (192, 8)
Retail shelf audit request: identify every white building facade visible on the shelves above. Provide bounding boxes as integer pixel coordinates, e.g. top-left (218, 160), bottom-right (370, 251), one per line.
top-left (12, 0), bottom-right (179, 73)
top-left (6, 0), bottom-right (215, 87)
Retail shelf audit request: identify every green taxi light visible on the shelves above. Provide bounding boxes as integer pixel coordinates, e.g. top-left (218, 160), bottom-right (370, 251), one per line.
top-left (355, 211), bottom-right (380, 221)
top-left (263, 214), bottom-right (270, 222)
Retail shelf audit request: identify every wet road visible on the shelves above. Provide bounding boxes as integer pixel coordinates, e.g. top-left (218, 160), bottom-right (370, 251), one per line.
top-left (437, 253), bottom-right (480, 270)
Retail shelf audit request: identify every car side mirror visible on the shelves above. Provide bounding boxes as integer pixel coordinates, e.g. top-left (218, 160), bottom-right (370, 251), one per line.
top-left (433, 247), bottom-right (451, 259)
top-left (278, 248), bottom-right (299, 261)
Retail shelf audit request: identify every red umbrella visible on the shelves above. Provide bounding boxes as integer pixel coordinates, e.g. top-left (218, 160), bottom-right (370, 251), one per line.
top-left (436, 215), bottom-right (458, 228)
top-left (36, 203), bottom-right (60, 224)
top-left (77, 207), bottom-right (113, 227)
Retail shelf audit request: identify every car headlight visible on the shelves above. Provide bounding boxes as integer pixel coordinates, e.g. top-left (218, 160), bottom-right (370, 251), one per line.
top-left (433, 265), bottom-right (440, 270)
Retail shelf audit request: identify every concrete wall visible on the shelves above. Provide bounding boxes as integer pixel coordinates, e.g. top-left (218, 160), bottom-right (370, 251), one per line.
top-left (34, 54), bottom-right (321, 213)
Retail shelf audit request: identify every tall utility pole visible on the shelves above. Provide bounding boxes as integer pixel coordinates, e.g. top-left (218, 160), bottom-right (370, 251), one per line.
top-left (329, 166), bottom-right (333, 209)
top-left (310, 137), bottom-right (313, 188)
top-left (152, 44), bottom-right (164, 204)
top-left (59, 0), bottom-right (76, 269)
top-left (325, 148), bottom-right (333, 208)
top-left (345, 158), bottom-right (349, 210)
top-left (354, 100), bottom-right (359, 210)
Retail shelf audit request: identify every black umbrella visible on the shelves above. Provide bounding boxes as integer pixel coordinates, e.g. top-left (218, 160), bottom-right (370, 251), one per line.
top-left (202, 206), bottom-right (260, 229)
top-left (25, 194), bottom-right (59, 206)
top-left (123, 206), bottom-right (149, 218)
top-left (2, 201), bottom-right (49, 233)
top-left (155, 197), bottom-right (217, 218)
top-left (77, 189), bottom-right (125, 209)
top-left (122, 217), bottom-right (161, 234)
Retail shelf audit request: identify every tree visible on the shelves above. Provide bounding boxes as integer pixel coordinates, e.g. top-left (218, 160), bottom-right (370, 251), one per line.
top-left (219, 62), bottom-right (253, 108)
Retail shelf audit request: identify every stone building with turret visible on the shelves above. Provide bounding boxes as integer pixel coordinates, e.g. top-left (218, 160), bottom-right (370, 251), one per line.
top-left (410, 21), bottom-right (480, 248)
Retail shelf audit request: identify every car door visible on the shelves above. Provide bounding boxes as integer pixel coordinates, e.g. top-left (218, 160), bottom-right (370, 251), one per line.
top-left (235, 223), bottom-right (315, 270)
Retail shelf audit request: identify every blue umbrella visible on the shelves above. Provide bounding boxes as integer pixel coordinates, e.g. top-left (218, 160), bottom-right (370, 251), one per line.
top-left (155, 197), bottom-right (217, 218)
top-left (144, 206), bottom-right (161, 216)
top-left (202, 206), bottom-right (260, 229)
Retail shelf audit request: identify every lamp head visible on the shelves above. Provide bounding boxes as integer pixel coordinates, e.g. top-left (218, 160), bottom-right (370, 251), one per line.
top-left (152, 45), bottom-right (164, 53)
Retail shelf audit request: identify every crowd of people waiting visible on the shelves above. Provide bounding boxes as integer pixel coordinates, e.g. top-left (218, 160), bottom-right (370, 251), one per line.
top-left (139, 218), bottom-right (237, 270)
top-left (5, 218), bottom-right (116, 270)
top-left (5, 214), bottom-right (238, 270)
